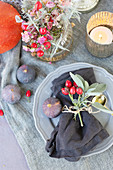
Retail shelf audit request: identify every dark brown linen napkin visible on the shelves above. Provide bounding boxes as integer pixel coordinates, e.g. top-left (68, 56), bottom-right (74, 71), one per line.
top-left (46, 68), bottom-right (109, 161)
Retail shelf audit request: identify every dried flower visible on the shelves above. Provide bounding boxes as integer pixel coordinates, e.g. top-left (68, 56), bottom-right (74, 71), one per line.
top-left (47, 22), bottom-right (53, 30)
top-left (61, 0), bottom-right (71, 6)
top-left (46, 34), bottom-right (53, 40)
top-left (36, 47), bottom-right (42, 52)
top-left (52, 9), bottom-right (59, 16)
top-left (23, 45), bottom-right (30, 51)
top-left (30, 48), bottom-right (36, 52)
top-left (38, 36), bottom-right (47, 44)
top-left (21, 32), bottom-right (30, 43)
top-left (46, 1), bottom-right (55, 8)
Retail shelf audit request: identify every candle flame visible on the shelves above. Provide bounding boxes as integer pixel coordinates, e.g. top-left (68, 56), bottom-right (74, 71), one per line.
top-left (98, 34), bottom-right (102, 40)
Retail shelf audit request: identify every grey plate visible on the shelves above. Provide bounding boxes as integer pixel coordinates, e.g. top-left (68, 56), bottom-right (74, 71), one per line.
top-left (33, 62), bottom-right (113, 157)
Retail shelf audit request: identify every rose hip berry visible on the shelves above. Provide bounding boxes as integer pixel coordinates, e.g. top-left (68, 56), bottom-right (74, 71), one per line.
top-left (61, 87), bottom-right (69, 95)
top-left (37, 50), bottom-right (44, 57)
top-left (65, 80), bottom-right (72, 88)
top-left (70, 86), bottom-right (76, 95)
top-left (0, 110), bottom-right (4, 116)
top-left (35, 1), bottom-right (42, 11)
top-left (26, 90), bottom-right (31, 97)
top-left (39, 27), bottom-right (47, 35)
top-left (49, 17), bottom-right (54, 22)
top-left (22, 24), bottom-right (28, 31)
top-left (31, 43), bottom-right (37, 48)
top-left (76, 87), bottom-right (83, 95)
top-left (73, 82), bottom-right (78, 87)
top-left (43, 42), bottom-right (51, 49)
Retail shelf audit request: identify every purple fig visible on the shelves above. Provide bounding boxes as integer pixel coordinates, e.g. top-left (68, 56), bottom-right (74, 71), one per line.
top-left (42, 97), bottom-right (62, 118)
top-left (2, 84), bottom-right (21, 104)
top-left (17, 65), bottom-right (36, 84)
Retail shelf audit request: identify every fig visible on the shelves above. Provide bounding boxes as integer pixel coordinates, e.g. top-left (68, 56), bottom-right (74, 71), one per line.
top-left (17, 65), bottom-right (36, 84)
top-left (2, 84), bottom-right (21, 104)
top-left (42, 97), bottom-right (62, 118)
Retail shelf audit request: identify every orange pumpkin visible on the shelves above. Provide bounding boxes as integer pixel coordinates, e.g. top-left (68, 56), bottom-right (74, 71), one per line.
top-left (0, 1), bottom-right (22, 54)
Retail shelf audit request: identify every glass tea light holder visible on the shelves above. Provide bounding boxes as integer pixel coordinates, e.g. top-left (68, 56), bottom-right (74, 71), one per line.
top-left (74, 0), bottom-right (99, 12)
top-left (86, 11), bottom-right (113, 58)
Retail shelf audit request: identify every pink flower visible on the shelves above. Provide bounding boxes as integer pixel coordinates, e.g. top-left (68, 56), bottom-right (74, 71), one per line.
top-left (28, 32), bottom-right (32, 36)
top-left (47, 31), bottom-right (50, 34)
top-left (47, 22), bottom-right (53, 30)
top-left (23, 46), bottom-right (30, 51)
top-left (30, 48), bottom-right (36, 52)
top-left (61, 0), bottom-right (71, 6)
top-left (21, 21), bottom-right (28, 30)
top-left (38, 36), bottom-right (46, 44)
top-left (46, 34), bottom-right (53, 40)
top-left (21, 31), bottom-right (30, 43)
top-left (36, 47), bottom-right (42, 52)
top-left (52, 9), bottom-right (59, 16)
top-left (46, 1), bottom-right (55, 8)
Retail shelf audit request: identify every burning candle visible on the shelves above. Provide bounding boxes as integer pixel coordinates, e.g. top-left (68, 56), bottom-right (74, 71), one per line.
top-left (90, 26), bottom-right (113, 44)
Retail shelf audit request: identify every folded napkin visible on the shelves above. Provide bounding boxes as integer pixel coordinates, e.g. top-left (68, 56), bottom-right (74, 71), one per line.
top-left (46, 68), bottom-right (109, 162)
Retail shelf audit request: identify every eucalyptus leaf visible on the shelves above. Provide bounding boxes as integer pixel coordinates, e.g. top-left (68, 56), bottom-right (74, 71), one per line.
top-left (69, 73), bottom-right (84, 90)
top-left (92, 102), bottom-right (113, 114)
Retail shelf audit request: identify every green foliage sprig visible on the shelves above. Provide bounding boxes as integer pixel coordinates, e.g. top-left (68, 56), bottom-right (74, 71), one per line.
top-left (62, 72), bottom-right (113, 127)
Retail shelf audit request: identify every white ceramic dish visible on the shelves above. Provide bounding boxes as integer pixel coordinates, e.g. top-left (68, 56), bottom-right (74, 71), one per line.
top-left (33, 62), bottom-right (113, 157)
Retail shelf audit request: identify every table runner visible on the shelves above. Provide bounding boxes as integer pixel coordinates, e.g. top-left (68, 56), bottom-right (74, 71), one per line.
top-left (1, 0), bottom-right (113, 169)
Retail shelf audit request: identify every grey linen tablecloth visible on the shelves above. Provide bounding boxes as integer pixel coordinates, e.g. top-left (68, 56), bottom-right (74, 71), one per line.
top-left (1, 0), bottom-right (113, 169)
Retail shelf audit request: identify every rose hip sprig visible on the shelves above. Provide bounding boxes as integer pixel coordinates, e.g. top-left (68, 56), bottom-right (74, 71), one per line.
top-left (26, 90), bottom-right (31, 102)
top-left (61, 79), bottom-right (83, 126)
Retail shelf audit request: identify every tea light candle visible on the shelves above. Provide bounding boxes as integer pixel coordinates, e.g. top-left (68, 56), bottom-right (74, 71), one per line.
top-left (90, 26), bottom-right (113, 44)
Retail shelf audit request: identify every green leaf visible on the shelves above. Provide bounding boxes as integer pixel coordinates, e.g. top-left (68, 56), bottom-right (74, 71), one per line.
top-left (87, 87), bottom-right (97, 93)
top-left (77, 75), bottom-right (89, 91)
top-left (84, 81), bottom-right (89, 91)
top-left (96, 84), bottom-right (107, 93)
top-left (69, 72), bottom-right (84, 90)
top-left (92, 102), bottom-right (113, 114)
top-left (73, 106), bottom-right (79, 110)
top-left (86, 92), bottom-right (103, 96)
top-left (87, 84), bottom-right (106, 95)
top-left (76, 74), bottom-right (85, 83)
top-left (89, 83), bottom-right (98, 89)
top-left (72, 99), bottom-right (78, 104)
